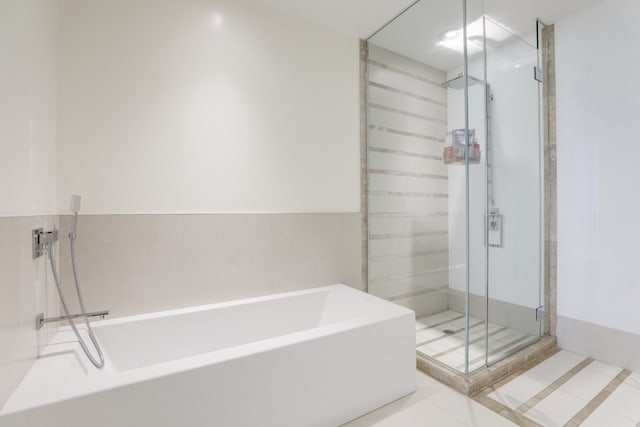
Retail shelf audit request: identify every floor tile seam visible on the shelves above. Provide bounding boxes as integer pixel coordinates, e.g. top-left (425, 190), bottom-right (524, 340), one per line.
top-left (479, 347), bottom-right (562, 397)
top-left (516, 358), bottom-right (594, 414)
top-left (563, 369), bottom-right (632, 427)
top-left (473, 393), bottom-right (544, 427)
top-left (471, 347), bottom-right (563, 423)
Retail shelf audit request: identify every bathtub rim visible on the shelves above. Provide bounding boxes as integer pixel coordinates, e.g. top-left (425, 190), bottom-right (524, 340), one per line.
top-left (1, 284), bottom-right (414, 415)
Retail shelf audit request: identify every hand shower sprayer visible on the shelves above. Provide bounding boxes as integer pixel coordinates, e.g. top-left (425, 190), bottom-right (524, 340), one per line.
top-left (34, 195), bottom-right (107, 369)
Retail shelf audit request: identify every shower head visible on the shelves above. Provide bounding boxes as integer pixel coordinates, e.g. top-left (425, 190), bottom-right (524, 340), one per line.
top-left (70, 195), bottom-right (82, 213)
top-left (442, 73), bottom-right (483, 90)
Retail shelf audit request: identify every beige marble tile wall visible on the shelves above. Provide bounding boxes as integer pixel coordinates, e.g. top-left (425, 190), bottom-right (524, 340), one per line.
top-left (0, 216), bottom-right (59, 407)
top-left (58, 213), bottom-right (361, 319)
top-left (365, 44), bottom-right (449, 316)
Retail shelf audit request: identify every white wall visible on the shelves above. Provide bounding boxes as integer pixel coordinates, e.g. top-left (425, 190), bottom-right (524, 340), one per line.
top-left (0, 0), bottom-right (58, 217)
top-left (57, 0), bottom-right (360, 214)
top-left (557, 0), bottom-right (640, 336)
top-left (0, 0), bottom-right (58, 408)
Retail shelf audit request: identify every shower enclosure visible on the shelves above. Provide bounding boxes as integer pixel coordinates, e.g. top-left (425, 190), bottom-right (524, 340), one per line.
top-left (365, 0), bottom-right (546, 374)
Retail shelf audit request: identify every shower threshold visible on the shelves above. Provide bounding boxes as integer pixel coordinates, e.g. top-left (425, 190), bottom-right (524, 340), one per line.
top-left (414, 310), bottom-right (557, 396)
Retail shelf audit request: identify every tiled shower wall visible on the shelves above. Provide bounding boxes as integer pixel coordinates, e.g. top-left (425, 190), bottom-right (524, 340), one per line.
top-left (59, 213), bottom-right (361, 319)
top-left (366, 44), bottom-right (449, 316)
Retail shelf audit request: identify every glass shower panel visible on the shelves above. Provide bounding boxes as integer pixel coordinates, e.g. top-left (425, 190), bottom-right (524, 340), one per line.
top-left (365, 0), bottom-right (545, 374)
top-left (366, 0), bottom-right (470, 372)
top-left (442, 0), bottom-right (489, 373)
top-left (462, 1), bottom-right (490, 373)
top-left (484, 18), bottom-right (543, 366)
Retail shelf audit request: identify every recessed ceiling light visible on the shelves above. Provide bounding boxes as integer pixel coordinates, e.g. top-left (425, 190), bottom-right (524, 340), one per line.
top-left (439, 29), bottom-right (460, 41)
top-left (211, 13), bottom-right (223, 30)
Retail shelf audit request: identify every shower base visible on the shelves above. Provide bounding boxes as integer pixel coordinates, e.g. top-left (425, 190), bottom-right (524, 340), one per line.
top-left (414, 310), bottom-right (558, 396)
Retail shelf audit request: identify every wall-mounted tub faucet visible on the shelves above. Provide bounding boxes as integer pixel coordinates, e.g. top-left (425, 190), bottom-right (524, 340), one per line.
top-left (34, 195), bottom-right (107, 369)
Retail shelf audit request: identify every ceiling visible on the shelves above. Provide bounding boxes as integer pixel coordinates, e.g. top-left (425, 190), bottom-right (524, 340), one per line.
top-left (252, 0), bottom-right (417, 39)
top-left (255, 0), bottom-right (602, 71)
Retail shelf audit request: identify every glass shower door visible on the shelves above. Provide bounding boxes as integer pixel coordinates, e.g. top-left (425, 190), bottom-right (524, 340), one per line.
top-left (483, 18), bottom-right (543, 367)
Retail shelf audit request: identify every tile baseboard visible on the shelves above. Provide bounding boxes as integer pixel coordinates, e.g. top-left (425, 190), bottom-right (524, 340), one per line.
top-left (557, 316), bottom-right (640, 372)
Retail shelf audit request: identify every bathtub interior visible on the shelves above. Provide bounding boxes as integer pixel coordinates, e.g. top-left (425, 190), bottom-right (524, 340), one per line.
top-left (96, 284), bottom-right (400, 372)
top-left (96, 290), bottom-right (331, 372)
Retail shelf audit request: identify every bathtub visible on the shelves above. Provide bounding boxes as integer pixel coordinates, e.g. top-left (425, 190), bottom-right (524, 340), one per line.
top-left (0, 284), bottom-right (416, 427)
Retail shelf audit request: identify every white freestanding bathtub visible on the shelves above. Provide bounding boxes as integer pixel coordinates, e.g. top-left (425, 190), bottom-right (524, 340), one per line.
top-left (0, 284), bottom-right (416, 427)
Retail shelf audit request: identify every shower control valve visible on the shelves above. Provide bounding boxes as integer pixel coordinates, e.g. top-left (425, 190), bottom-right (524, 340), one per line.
top-left (32, 228), bottom-right (59, 258)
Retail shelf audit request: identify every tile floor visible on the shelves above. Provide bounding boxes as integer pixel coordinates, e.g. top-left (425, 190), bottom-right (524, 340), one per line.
top-left (342, 369), bottom-right (517, 427)
top-left (344, 350), bottom-right (640, 426)
top-left (415, 310), bottom-right (537, 372)
top-left (483, 350), bottom-right (640, 427)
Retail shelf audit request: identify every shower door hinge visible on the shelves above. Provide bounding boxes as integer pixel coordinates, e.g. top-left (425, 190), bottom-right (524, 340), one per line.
top-left (535, 306), bottom-right (545, 322)
top-left (534, 66), bottom-right (544, 83)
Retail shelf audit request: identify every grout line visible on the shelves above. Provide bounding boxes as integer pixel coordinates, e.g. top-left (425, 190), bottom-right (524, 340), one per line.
top-left (369, 230), bottom-right (448, 240)
top-left (368, 103), bottom-right (447, 125)
top-left (368, 81), bottom-right (447, 107)
top-left (368, 167), bottom-right (447, 180)
top-left (367, 59), bottom-right (444, 88)
top-left (369, 211), bottom-right (449, 217)
top-left (474, 393), bottom-right (545, 427)
top-left (369, 190), bottom-right (448, 199)
top-left (368, 145), bottom-right (443, 161)
top-left (564, 369), bottom-right (632, 427)
top-left (516, 358), bottom-right (593, 414)
top-left (368, 124), bottom-right (446, 144)
top-left (369, 248), bottom-right (449, 262)
top-left (369, 267), bottom-right (450, 284)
